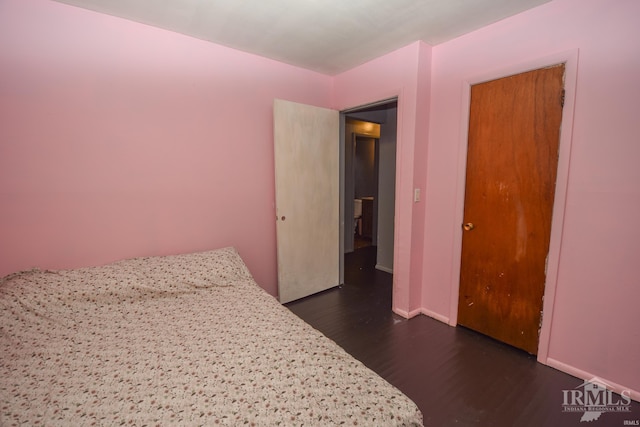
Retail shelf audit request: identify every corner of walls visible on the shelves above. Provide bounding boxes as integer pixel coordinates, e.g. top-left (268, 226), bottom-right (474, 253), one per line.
top-left (332, 41), bottom-right (430, 317)
top-left (0, 0), bottom-right (333, 298)
top-left (408, 41), bottom-right (433, 314)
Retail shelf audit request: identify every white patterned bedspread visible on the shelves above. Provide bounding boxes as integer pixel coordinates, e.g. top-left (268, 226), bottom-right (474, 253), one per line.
top-left (0, 247), bottom-right (423, 426)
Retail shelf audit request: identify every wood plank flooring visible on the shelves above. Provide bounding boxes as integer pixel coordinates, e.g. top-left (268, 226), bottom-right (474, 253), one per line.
top-left (285, 246), bottom-right (639, 427)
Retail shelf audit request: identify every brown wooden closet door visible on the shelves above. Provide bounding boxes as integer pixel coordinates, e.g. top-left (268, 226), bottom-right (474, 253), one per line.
top-left (458, 64), bottom-right (565, 354)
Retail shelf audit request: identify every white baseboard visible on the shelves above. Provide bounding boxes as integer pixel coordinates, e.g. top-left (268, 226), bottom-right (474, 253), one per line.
top-left (546, 357), bottom-right (639, 403)
top-left (419, 308), bottom-right (450, 325)
top-left (392, 307), bottom-right (411, 318)
top-left (392, 307), bottom-right (423, 319)
top-left (393, 307), bottom-right (451, 323)
top-left (375, 264), bottom-right (393, 274)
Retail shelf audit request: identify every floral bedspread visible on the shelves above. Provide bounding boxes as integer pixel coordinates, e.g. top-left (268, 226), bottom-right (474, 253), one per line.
top-left (0, 247), bottom-right (423, 426)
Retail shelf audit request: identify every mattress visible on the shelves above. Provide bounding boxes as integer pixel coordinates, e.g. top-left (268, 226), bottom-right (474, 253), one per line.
top-left (0, 247), bottom-right (423, 426)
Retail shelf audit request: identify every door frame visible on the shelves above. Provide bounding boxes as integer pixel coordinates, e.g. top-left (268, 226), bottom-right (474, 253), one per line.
top-left (349, 133), bottom-right (380, 249)
top-left (449, 49), bottom-right (579, 364)
top-left (339, 98), bottom-right (398, 286)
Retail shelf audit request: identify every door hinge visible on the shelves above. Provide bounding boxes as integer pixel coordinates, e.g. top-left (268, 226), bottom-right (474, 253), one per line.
top-left (560, 89), bottom-right (566, 107)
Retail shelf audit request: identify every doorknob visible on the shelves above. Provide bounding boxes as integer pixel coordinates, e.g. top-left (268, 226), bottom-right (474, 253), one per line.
top-left (462, 222), bottom-right (475, 231)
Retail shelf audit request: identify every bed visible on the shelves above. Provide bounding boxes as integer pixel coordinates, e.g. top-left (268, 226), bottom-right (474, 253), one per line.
top-left (0, 247), bottom-right (423, 426)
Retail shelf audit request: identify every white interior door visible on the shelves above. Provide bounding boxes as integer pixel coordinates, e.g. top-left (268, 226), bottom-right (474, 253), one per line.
top-left (274, 99), bottom-right (340, 303)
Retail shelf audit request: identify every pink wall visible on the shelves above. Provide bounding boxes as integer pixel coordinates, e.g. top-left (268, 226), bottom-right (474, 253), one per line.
top-left (0, 0), bottom-right (332, 296)
top-left (423, 0), bottom-right (639, 397)
top-left (333, 41), bottom-right (432, 316)
top-left (2, 0), bottom-right (637, 399)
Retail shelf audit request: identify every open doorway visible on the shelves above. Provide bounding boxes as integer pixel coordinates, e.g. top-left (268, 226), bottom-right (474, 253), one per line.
top-left (349, 128), bottom-right (379, 251)
top-left (341, 100), bottom-right (398, 279)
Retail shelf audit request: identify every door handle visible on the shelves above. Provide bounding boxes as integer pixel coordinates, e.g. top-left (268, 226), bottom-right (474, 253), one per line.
top-left (462, 222), bottom-right (475, 231)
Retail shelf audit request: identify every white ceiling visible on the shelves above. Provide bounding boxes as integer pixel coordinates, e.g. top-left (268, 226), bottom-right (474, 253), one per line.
top-left (53, 0), bottom-right (551, 75)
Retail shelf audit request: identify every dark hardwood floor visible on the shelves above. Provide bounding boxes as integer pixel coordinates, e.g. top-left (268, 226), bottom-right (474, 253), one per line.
top-left (285, 246), bottom-right (639, 427)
